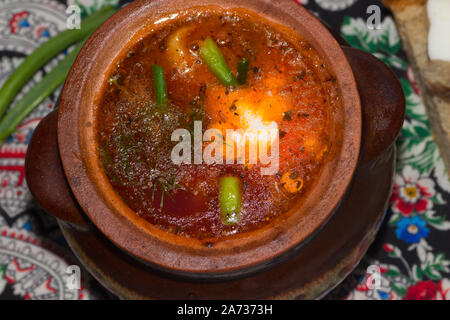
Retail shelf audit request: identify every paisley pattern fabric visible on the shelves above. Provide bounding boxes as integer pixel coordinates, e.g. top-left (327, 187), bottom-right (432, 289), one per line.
top-left (0, 227), bottom-right (90, 299)
top-left (0, 0), bottom-right (448, 300)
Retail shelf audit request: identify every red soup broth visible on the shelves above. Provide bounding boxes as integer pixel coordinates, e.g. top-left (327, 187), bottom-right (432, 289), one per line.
top-left (96, 8), bottom-right (340, 239)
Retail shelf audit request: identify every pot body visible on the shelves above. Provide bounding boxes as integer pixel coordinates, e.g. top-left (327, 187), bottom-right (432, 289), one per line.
top-left (25, 0), bottom-right (404, 282)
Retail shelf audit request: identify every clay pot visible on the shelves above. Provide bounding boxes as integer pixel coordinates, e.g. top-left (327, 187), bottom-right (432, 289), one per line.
top-left (25, 0), bottom-right (405, 280)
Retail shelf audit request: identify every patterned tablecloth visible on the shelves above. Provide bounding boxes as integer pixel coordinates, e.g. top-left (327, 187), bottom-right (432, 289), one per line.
top-left (0, 0), bottom-right (449, 300)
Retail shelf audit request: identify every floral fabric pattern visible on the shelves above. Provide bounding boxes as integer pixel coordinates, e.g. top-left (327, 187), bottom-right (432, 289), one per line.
top-left (0, 0), bottom-right (448, 300)
top-left (322, 1), bottom-right (450, 300)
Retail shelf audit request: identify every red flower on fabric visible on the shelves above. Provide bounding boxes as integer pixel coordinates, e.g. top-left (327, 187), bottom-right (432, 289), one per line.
top-left (405, 281), bottom-right (437, 300)
top-left (382, 243), bottom-right (394, 253)
top-left (390, 166), bottom-right (435, 216)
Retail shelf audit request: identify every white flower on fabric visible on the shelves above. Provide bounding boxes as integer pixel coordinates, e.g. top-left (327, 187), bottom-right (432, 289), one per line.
top-left (391, 165), bottom-right (436, 215)
top-left (434, 159), bottom-right (450, 193)
top-left (347, 261), bottom-right (406, 300)
top-left (67, 0), bottom-right (119, 16)
top-left (341, 16), bottom-right (400, 50)
top-left (399, 183), bottom-right (421, 203)
top-left (315, 0), bottom-right (358, 11)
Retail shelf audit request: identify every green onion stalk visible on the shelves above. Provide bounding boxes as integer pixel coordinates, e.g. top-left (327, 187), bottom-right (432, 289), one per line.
top-left (0, 5), bottom-right (116, 142)
top-left (199, 37), bottom-right (238, 87)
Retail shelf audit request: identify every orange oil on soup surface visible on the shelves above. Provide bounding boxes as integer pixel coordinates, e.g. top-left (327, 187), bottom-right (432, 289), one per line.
top-left (96, 8), bottom-right (340, 239)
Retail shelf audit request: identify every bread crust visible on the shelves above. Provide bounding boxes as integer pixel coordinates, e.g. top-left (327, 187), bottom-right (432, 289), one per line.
top-left (384, 0), bottom-right (427, 10)
top-left (383, 0), bottom-right (450, 177)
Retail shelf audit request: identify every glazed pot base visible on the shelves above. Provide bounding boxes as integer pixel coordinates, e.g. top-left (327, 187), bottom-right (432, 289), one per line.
top-left (59, 146), bottom-right (395, 299)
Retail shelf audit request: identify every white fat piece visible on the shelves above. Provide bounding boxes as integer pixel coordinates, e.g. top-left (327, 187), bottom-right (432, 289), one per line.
top-left (427, 0), bottom-right (450, 61)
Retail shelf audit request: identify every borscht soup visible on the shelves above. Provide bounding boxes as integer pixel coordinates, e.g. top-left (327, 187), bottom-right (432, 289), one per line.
top-left (96, 8), bottom-right (340, 239)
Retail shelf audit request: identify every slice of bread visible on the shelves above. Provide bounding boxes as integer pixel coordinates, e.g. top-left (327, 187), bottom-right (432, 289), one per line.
top-left (384, 0), bottom-right (450, 177)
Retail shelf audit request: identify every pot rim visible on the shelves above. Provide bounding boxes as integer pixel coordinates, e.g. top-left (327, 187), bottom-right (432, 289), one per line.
top-left (57, 0), bottom-right (361, 274)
